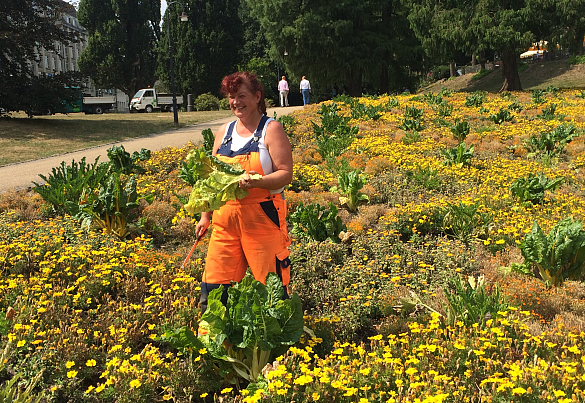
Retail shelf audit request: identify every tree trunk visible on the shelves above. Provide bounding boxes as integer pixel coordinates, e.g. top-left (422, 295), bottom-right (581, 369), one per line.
top-left (345, 68), bottom-right (363, 97)
top-left (449, 61), bottom-right (457, 77)
top-left (379, 63), bottom-right (389, 95)
top-left (499, 47), bottom-right (522, 92)
top-left (479, 50), bottom-right (486, 70)
top-left (472, 52), bottom-right (477, 66)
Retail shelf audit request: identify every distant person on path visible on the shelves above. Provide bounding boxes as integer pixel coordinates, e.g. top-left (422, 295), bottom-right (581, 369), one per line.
top-left (278, 76), bottom-right (289, 107)
top-left (300, 76), bottom-right (311, 105)
top-left (332, 84), bottom-right (339, 98)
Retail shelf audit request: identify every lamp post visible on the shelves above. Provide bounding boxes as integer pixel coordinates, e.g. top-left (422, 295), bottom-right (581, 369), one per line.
top-left (166, 1), bottom-right (188, 125)
top-left (275, 45), bottom-right (288, 82)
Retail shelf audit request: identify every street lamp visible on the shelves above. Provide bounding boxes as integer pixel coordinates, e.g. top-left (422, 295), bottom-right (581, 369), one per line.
top-left (166, 1), bottom-right (188, 125)
top-left (275, 45), bottom-right (288, 82)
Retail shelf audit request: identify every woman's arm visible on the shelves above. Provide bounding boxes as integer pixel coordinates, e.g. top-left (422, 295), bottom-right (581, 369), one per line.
top-left (240, 120), bottom-right (293, 191)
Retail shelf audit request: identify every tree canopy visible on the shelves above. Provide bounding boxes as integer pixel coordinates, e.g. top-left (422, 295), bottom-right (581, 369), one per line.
top-left (156, 0), bottom-right (242, 98)
top-left (0, 0), bottom-right (82, 115)
top-left (77, 0), bottom-right (161, 98)
top-left (245, 0), bottom-right (420, 96)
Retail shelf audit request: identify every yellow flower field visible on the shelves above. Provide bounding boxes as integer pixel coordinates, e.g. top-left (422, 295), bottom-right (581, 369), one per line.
top-left (2, 88), bottom-right (585, 402)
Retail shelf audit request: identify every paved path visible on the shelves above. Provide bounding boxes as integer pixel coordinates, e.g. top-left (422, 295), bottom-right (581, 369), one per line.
top-left (0, 106), bottom-right (304, 193)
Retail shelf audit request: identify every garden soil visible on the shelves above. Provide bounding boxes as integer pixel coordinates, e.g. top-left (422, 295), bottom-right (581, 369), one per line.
top-left (0, 106), bottom-right (304, 193)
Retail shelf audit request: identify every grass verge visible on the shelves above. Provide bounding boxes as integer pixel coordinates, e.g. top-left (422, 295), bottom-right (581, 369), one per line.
top-left (0, 110), bottom-right (233, 166)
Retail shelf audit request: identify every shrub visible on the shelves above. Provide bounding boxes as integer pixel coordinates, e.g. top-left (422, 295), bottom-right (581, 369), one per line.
top-left (472, 69), bottom-right (493, 80)
top-left (218, 97), bottom-right (230, 110)
top-left (510, 173), bottom-right (564, 205)
top-left (194, 93), bottom-right (220, 111)
top-left (465, 91), bottom-right (486, 107)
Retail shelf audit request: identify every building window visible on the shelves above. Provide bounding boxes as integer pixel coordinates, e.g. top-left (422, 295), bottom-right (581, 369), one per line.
top-left (51, 58), bottom-right (55, 70)
top-left (44, 56), bottom-right (48, 69)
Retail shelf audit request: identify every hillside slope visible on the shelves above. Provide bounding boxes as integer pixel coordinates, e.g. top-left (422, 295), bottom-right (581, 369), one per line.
top-left (422, 59), bottom-right (585, 93)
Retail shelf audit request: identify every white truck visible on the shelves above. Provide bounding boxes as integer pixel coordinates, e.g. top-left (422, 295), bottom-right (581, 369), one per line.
top-left (129, 88), bottom-right (184, 113)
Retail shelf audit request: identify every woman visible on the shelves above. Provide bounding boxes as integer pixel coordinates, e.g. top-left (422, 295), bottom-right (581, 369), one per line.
top-left (195, 71), bottom-right (293, 313)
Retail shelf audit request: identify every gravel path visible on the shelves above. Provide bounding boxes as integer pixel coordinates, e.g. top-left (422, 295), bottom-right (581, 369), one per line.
top-left (0, 106), bottom-right (304, 193)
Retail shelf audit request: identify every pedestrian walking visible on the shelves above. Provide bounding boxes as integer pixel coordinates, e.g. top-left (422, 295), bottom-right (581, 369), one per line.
top-left (278, 76), bottom-right (289, 107)
top-left (300, 76), bottom-right (311, 105)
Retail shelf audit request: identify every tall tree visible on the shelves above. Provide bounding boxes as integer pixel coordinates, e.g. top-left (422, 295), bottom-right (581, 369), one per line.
top-left (156, 0), bottom-right (242, 98)
top-left (77, 0), bottom-right (160, 98)
top-left (0, 0), bottom-right (82, 114)
top-left (546, 0), bottom-right (585, 56)
top-left (407, 0), bottom-right (474, 77)
top-left (245, 0), bottom-right (418, 96)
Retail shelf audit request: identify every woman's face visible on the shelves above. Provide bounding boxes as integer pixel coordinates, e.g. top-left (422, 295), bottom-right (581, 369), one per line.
top-left (228, 84), bottom-right (261, 119)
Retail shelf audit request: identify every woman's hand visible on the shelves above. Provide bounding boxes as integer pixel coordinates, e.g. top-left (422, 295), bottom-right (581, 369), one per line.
top-left (239, 171), bottom-right (260, 190)
top-left (195, 212), bottom-right (211, 239)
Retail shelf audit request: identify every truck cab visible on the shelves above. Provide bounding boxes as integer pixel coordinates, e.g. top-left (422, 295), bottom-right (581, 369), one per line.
top-left (130, 88), bottom-right (183, 113)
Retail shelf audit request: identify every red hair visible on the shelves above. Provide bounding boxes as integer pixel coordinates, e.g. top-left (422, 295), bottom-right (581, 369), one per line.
top-left (221, 71), bottom-right (267, 115)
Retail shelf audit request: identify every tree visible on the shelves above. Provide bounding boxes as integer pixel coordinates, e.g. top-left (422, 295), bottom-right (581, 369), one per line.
top-left (0, 0), bottom-right (82, 114)
top-left (407, 0), bottom-right (474, 77)
top-left (245, 0), bottom-right (419, 96)
top-left (156, 0), bottom-right (242, 98)
top-left (77, 0), bottom-right (160, 98)
top-left (545, 0), bottom-right (585, 56)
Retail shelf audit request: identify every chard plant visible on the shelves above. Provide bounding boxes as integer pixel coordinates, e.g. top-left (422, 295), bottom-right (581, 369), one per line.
top-left (442, 201), bottom-right (492, 243)
top-left (510, 173), bottom-right (563, 205)
top-left (330, 170), bottom-right (369, 212)
top-left (399, 118), bottom-right (424, 132)
top-left (464, 91), bottom-right (486, 107)
top-left (537, 103), bottom-right (561, 120)
top-left (450, 119), bottom-right (470, 142)
top-left (520, 217), bottom-right (585, 286)
top-left (488, 108), bottom-right (513, 125)
top-left (312, 102), bottom-right (358, 159)
top-left (531, 89), bottom-right (546, 104)
top-left (290, 202), bottom-right (346, 243)
top-left (524, 123), bottom-right (579, 157)
top-left (441, 142), bottom-right (474, 167)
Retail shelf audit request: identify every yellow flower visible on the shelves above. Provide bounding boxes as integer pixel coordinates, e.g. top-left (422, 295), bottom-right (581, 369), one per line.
top-left (200, 393), bottom-right (208, 398)
top-left (65, 361), bottom-right (75, 369)
top-left (221, 387), bottom-right (233, 394)
top-left (67, 370), bottom-right (78, 378)
top-left (129, 379), bottom-right (141, 388)
top-left (16, 340), bottom-right (26, 348)
top-left (312, 392), bottom-right (320, 401)
top-left (86, 359), bottom-right (97, 367)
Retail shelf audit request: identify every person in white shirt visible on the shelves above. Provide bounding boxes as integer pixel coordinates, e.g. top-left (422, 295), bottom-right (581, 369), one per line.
top-left (277, 76), bottom-right (289, 107)
top-left (299, 76), bottom-right (311, 105)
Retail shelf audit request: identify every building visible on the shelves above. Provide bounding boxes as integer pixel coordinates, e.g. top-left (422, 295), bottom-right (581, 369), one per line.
top-left (31, 2), bottom-right (129, 112)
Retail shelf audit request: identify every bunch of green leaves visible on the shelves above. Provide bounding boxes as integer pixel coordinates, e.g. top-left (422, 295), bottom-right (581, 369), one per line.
top-left (519, 218), bottom-right (585, 286)
top-left (442, 201), bottom-right (492, 243)
top-left (442, 275), bottom-right (508, 327)
top-left (386, 98), bottom-right (400, 109)
top-left (510, 173), bottom-right (564, 205)
top-left (330, 170), bottom-right (369, 212)
top-left (421, 92), bottom-right (444, 105)
top-left (508, 101), bottom-right (524, 112)
top-left (464, 91), bottom-right (486, 107)
top-left (531, 89), bottom-right (546, 104)
top-left (275, 114), bottom-right (297, 138)
top-left (436, 101), bottom-right (453, 117)
top-left (450, 119), bottom-right (470, 142)
top-left (75, 174), bottom-right (140, 238)
top-left (197, 272), bottom-right (304, 384)
top-left (399, 118), bottom-right (424, 132)
top-left (33, 156), bottom-right (109, 215)
top-left (488, 108), bottom-right (513, 125)
top-left (349, 102), bottom-right (384, 121)
top-left (107, 145), bottom-right (150, 175)
top-left (576, 90), bottom-right (585, 99)
top-left (441, 143), bottom-right (474, 167)
top-left (524, 123), bottom-right (579, 157)
top-left (178, 128), bottom-right (215, 186)
top-left (404, 105), bottom-right (424, 119)
top-left (402, 130), bottom-right (423, 145)
top-left (439, 87), bottom-right (452, 97)
top-left (0, 344), bottom-right (44, 403)
top-left (183, 148), bottom-right (260, 214)
top-left (405, 165), bottom-right (440, 190)
top-left (545, 85), bottom-right (560, 96)
top-left (290, 202), bottom-right (346, 243)
top-left (537, 103), bottom-right (561, 120)
top-left (312, 102), bottom-right (358, 159)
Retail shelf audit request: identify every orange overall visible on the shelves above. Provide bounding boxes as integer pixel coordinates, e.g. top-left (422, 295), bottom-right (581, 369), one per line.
top-left (200, 115), bottom-right (291, 313)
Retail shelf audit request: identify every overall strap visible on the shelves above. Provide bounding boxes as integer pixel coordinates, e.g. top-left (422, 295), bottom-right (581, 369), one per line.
top-left (217, 115), bottom-right (270, 157)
